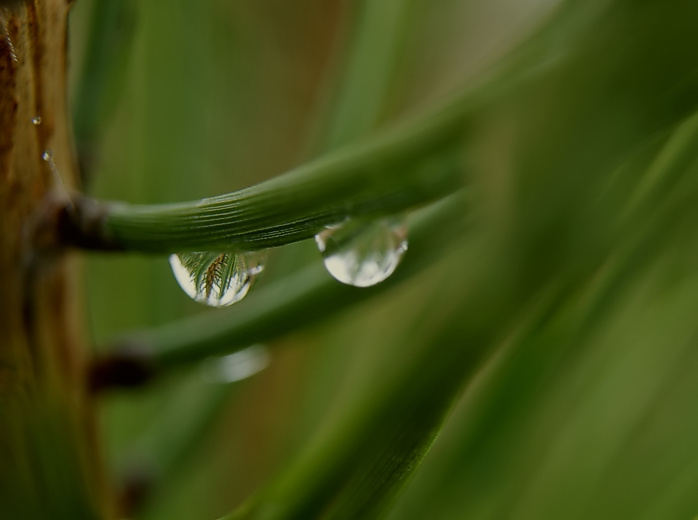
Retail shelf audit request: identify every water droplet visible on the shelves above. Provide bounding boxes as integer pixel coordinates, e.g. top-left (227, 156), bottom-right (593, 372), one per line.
top-left (31, 116), bottom-right (42, 125)
top-left (315, 216), bottom-right (408, 287)
top-left (169, 250), bottom-right (265, 307)
top-left (40, 148), bottom-right (76, 214)
top-left (201, 345), bottom-right (270, 384)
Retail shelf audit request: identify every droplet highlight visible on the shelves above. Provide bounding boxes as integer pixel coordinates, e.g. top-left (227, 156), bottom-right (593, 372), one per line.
top-left (169, 250), bottom-right (265, 307)
top-left (31, 116), bottom-right (42, 126)
top-left (41, 149), bottom-right (53, 162)
top-left (315, 216), bottom-right (408, 287)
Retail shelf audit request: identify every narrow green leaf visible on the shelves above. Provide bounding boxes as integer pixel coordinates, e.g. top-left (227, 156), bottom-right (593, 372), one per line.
top-left (120, 371), bottom-right (238, 518)
top-left (61, 0), bottom-right (608, 255)
top-left (106, 193), bottom-right (469, 370)
top-left (92, 105), bottom-right (465, 253)
top-left (71, 0), bottom-right (137, 179)
top-left (312, 0), bottom-right (410, 152)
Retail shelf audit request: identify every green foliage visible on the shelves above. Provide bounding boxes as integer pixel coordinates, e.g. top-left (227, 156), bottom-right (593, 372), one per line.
top-left (71, 0), bottom-right (698, 519)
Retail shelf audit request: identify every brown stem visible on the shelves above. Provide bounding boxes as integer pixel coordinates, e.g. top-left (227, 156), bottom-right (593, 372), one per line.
top-left (0, 2), bottom-right (112, 518)
top-left (88, 344), bottom-right (158, 394)
top-left (32, 192), bottom-right (121, 252)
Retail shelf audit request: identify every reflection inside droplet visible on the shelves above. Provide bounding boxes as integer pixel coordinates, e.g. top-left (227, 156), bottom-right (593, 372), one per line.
top-left (169, 250), bottom-right (265, 307)
top-left (31, 116), bottom-right (42, 126)
top-left (315, 216), bottom-right (408, 287)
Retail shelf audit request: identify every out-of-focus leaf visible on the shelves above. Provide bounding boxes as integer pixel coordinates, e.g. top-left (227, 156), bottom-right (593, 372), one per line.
top-left (310, 0), bottom-right (409, 152)
top-left (388, 197), bottom-right (698, 520)
top-left (382, 1), bottom-right (698, 517)
top-left (76, 0), bottom-right (698, 519)
top-left (104, 194), bottom-right (468, 371)
top-left (71, 0), bottom-right (137, 181)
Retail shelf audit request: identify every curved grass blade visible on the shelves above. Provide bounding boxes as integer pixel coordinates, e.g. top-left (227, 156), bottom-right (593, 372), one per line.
top-left (57, 0), bottom-right (614, 255)
top-left (101, 193), bottom-right (469, 373)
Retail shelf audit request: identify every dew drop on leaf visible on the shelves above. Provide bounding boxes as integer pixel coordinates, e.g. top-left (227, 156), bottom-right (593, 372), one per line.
top-left (169, 251), bottom-right (265, 307)
top-left (315, 216), bottom-right (408, 288)
top-left (201, 345), bottom-right (270, 384)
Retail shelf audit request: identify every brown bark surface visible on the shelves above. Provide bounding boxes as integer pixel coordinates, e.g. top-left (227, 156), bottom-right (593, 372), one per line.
top-left (0, 1), bottom-right (108, 517)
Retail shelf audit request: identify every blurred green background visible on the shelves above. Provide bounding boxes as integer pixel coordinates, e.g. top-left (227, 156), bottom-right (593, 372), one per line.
top-left (68, 0), bottom-right (698, 519)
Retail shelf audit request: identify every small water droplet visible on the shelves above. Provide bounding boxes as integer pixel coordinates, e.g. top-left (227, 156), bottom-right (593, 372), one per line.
top-left (40, 148), bottom-right (75, 214)
top-left (169, 250), bottom-right (265, 307)
top-left (31, 116), bottom-right (42, 125)
top-left (315, 216), bottom-right (408, 287)
top-left (201, 345), bottom-right (270, 384)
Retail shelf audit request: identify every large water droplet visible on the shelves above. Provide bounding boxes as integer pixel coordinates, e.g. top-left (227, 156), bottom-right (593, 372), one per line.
top-left (315, 216), bottom-right (408, 287)
top-left (169, 250), bottom-right (265, 307)
top-left (31, 116), bottom-right (42, 125)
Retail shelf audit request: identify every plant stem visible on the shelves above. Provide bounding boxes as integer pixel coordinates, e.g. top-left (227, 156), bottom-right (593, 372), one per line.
top-left (0, 1), bottom-right (111, 517)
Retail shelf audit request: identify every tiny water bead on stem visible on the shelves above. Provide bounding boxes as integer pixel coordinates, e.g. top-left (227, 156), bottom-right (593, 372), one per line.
top-left (315, 216), bottom-right (408, 287)
top-left (169, 250), bottom-right (266, 307)
top-left (41, 148), bottom-right (76, 215)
